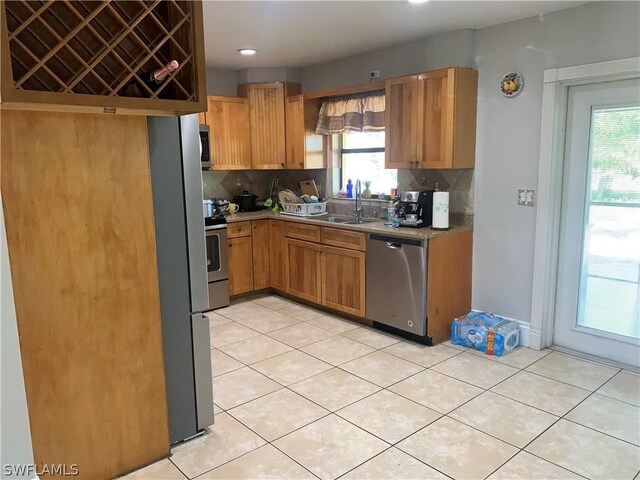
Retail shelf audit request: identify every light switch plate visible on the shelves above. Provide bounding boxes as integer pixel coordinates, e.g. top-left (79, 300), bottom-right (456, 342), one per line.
top-left (518, 189), bottom-right (535, 206)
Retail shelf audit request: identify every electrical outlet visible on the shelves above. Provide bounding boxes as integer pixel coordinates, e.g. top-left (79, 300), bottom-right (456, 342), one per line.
top-left (369, 70), bottom-right (380, 80)
top-left (518, 189), bottom-right (535, 206)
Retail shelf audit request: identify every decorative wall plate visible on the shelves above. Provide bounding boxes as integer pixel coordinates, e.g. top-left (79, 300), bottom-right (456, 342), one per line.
top-left (500, 71), bottom-right (524, 97)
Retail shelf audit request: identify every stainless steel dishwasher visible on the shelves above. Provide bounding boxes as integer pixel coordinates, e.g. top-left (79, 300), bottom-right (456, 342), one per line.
top-left (366, 233), bottom-right (430, 343)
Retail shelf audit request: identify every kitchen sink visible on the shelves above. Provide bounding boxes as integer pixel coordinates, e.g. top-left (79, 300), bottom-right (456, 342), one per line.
top-left (343, 218), bottom-right (378, 224)
top-left (321, 216), bottom-right (353, 223)
top-left (317, 216), bottom-right (378, 225)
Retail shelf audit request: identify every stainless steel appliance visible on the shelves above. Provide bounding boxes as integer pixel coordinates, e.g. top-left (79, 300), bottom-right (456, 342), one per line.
top-left (147, 115), bottom-right (214, 444)
top-left (366, 233), bottom-right (431, 344)
top-left (397, 190), bottom-right (435, 228)
top-left (205, 221), bottom-right (230, 310)
top-left (199, 124), bottom-right (211, 169)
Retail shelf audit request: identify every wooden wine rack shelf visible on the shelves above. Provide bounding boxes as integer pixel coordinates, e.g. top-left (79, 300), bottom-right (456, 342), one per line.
top-left (0, 0), bottom-right (207, 115)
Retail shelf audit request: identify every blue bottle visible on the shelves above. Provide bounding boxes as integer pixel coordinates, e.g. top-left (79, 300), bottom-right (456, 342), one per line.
top-left (346, 179), bottom-right (353, 198)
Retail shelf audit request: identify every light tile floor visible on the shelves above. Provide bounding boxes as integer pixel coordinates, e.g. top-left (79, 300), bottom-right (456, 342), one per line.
top-left (124, 295), bottom-right (640, 480)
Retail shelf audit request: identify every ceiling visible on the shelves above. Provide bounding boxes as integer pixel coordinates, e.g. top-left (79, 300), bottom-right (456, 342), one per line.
top-left (202, 1), bottom-right (585, 70)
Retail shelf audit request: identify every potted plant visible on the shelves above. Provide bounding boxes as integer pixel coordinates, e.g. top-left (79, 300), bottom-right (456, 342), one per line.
top-left (362, 180), bottom-right (373, 199)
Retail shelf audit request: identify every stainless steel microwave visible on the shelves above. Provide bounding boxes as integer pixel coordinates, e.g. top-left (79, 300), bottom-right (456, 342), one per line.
top-left (199, 125), bottom-right (211, 169)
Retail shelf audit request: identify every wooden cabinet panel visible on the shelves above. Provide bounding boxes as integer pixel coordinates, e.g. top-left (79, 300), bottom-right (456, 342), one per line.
top-left (198, 111), bottom-right (207, 124)
top-left (228, 221), bottom-right (252, 238)
top-left (385, 75), bottom-right (419, 169)
top-left (321, 245), bottom-right (366, 317)
top-left (427, 230), bottom-right (473, 344)
top-left (321, 227), bottom-right (366, 252)
top-left (286, 238), bottom-right (322, 304)
top-left (207, 96), bottom-right (251, 170)
top-left (286, 94), bottom-right (305, 169)
top-left (252, 220), bottom-right (270, 290)
top-left (269, 220), bottom-right (287, 291)
top-left (246, 83), bottom-right (286, 169)
top-left (303, 97), bottom-right (328, 169)
top-left (1, 111), bottom-right (169, 479)
top-left (228, 236), bottom-right (254, 295)
top-left (284, 94), bottom-right (327, 170)
top-left (284, 222), bottom-right (321, 243)
top-left (418, 68), bottom-right (478, 169)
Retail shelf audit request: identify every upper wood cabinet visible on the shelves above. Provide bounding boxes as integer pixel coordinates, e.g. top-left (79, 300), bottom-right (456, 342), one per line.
top-left (0, 1), bottom-right (207, 116)
top-left (384, 67), bottom-right (478, 170)
top-left (285, 95), bottom-right (305, 169)
top-left (207, 96), bottom-right (251, 170)
top-left (237, 82), bottom-right (303, 170)
top-left (285, 95), bottom-right (326, 170)
top-left (418, 67), bottom-right (478, 169)
top-left (246, 83), bottom-right (286, 169)
top-left (385, 75), bottom-right (420, 169)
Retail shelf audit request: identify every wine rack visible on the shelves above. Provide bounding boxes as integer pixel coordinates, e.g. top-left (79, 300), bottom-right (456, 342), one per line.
top-left (0, 0), bottom-right (207, 115)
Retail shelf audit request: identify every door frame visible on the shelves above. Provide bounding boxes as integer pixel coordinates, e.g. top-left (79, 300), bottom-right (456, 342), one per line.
top-left (530, 57), bottom-right (640, 350)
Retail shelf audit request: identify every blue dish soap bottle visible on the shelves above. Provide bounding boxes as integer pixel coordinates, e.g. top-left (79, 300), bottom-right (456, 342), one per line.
top-left (346, 179), bottom-right (353, 198)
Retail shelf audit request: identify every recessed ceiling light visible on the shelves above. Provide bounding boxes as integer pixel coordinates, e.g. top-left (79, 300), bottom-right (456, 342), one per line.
top-left (238, 48), bottom-right (257, 56)
top-left (408, 0), bottom-right (429, 3)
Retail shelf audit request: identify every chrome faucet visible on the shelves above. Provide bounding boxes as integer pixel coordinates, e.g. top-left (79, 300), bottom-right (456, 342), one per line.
top-left (354, 179), bottom-right (363, 223)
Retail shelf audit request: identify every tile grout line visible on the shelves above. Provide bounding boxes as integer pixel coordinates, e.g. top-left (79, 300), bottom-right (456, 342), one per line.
top-left (212, 301), bottom-right (465, 478)
top-left (209, 295), bottom-right (639, 479)
top-left (167, 457), bottom-right (190, 480)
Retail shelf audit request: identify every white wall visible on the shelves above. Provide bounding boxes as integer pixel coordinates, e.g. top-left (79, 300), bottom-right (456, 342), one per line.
top-left (1, 200), bottom-right (35, 479)
top-left (472, 1), bottom-right (640, 327)
top-left (206, 67), bottom-right (239, 96)
top-left (237, 67), bottom-right (302, 84)
top-left (301, 29), bottom-right (474, 92)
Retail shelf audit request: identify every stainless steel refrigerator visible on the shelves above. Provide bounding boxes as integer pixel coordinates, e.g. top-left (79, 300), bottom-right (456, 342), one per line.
top-left (147, 114), bottom-right (214, 444)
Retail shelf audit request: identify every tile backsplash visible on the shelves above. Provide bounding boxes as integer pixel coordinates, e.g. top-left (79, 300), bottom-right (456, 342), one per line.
top-left (202, 167), bottom-right (474, 214)
top-left (202, 169), bottom-right (329, 202)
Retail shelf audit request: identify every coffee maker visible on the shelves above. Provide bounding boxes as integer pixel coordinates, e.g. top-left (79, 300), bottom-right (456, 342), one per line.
top-left (397, 189), bottom-right (435, 228)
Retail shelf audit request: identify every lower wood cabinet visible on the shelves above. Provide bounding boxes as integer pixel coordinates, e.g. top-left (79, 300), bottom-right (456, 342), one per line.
top-left (321, 245), bottom-right (366, 317)
top-left (252, 220), bottom-right (270, 289)
top-left (286, 238), bottom-right (322, 304)
top-left (269, 219), bottom-right (287, 290)
top-left (228, 219), bottom-right (274, 296)
top-left (283, 223), bottom-right (367, 317)
top-left (228, 236), bottom-right (254, 295)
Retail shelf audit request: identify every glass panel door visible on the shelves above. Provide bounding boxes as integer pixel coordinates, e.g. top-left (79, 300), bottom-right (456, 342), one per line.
top-left (554, 77), bottom-right (640, 367)
top-left (578, 106), bottom-right (640, 339)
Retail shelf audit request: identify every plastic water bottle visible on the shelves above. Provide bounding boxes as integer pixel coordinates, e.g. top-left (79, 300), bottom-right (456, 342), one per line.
top-left (386, 201), bottom-right (396, 225)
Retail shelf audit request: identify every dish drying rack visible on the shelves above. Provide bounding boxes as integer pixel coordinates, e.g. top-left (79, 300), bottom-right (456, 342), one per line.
top-left (280, 202), bottom-right (327, 217)
top-left (278, 189), bottom-right (327, 217)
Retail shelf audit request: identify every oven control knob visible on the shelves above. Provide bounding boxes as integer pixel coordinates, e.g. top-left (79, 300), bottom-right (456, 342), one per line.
top-left (407, 320), bottom-right (414, 328)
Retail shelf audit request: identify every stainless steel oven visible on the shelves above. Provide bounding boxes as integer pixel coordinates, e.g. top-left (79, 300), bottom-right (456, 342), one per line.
top-left (205, 224), bottom-right (230, 310)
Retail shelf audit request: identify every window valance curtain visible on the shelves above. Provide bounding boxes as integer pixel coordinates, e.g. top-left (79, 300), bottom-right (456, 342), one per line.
top-left (315, 92), bottom-right (385, 135)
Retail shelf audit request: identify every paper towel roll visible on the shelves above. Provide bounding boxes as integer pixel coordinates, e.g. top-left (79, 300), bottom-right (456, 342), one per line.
top-left (432, 191), bottom-right (449, 230)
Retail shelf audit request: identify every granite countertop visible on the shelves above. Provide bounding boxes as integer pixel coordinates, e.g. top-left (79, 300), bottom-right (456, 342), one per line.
top-left (224, 210), bottom-right (472, 241)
